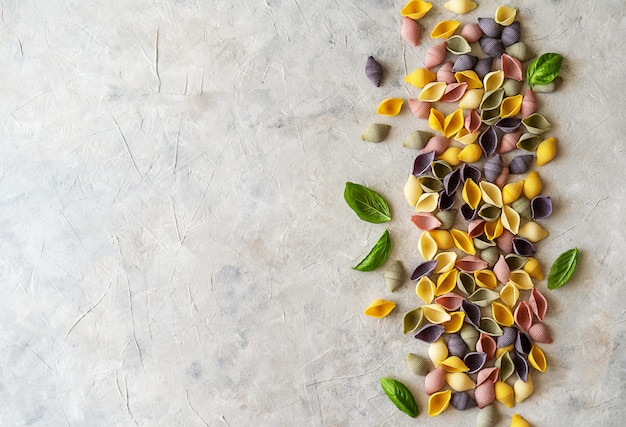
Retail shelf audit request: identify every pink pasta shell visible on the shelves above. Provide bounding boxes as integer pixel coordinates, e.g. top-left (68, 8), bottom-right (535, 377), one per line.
top-left (456, 256), bottom-right (488, 272)
top-left (493, 254), bottom-right (511, 284)
top-left (475, 380), bottom-right (495, 409)
top-left (411, 212), bottom-right (443, 231)
top-left (422, 135), bottom-right (451, 155)
top-left (425, 42), bottom-right (448, 69)
top-left (435, 293), bottom-right (465, 311)
top-left (501, 53), bottom-right (523, 81)
top-left (468, 219), bottom-right (486, 238)
top-left (514, 301), bottom-right (533, 332)
top-left (494, 165), bottom-right (509, 188)
top-left (499, 129), bottom-right (523, 154)
top-left (408, 98), bottom-right (432, 119)
top-left (521, 89), bottom-right (537, 118)
top-left (460, 23), bottom-right (483, 43)
top-left (496, 230), bottom-right (514, 254)
top-left (476, 367), bottom-right (499, 385)
top-left (440, 82), bottom-right (468, 102)
top-left (401, 16), bottom-right (421, 47)
top-left (437, 61), bottom-right (456, 84)
top-left (528, 322), bottom-right (553, 344)
top-left (529, 288), bottom-right (548, 321)
top-left (425, 366), bottom-right (447, 395)
top-left (476, 333), bottom-right (497, 360)
top-left (465, 109), bottom-right (482, 134)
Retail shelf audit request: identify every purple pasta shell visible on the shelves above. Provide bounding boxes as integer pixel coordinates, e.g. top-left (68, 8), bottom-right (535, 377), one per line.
top-left (444, 168), bottom-right (462, 195)
top-left (414, 324), bottom-right (445, 343)
top-left (479, 127), bottom-right (499, 158)
top-left (495, 117), bottom-right (522, 133)
top-left (508, 154), bottom-right (534, 174)
top-left (460, 203), bottom-right (478, 221)
top-left (461, 163), bottom-right (482, 183)
top-left (412, 151), bottom-right (436, 176)
top-left (410, 260), bottom-right (438, 280)
top-left (438, 190), bottom-right (456, 211)
top-left (452, 54), bottom-right (478, 72)
top-left (531, 196), bottom-right (553, 219)
top-left (464, 351), bottom-right (487, 374)
top-left (497, 327), bottom-right (518, 348)
top-left (512, 351), bottom-right (529, 382)
top-left (478, 18), bottom-right (503, 38)
top-left (473, 57), bottom-right (493, 80)
top-left (451, 392), bottom-right (478, 410)
top-left (512, 237), bottom-right (535, 256)
top-left (483, 155), bottom-right (503, 183)
top-left (447, 334), bottom-right (468, 358)
top-left (501, 21), bottom-right (521, 47)
top-left (365, 56), bottom-right (383, 87)
top-left (461, 300), bottom-right (481, 328)
top-left (479, 37), bottom-right (504, 58)
top-left (515, 331), bottom-right (533, 355)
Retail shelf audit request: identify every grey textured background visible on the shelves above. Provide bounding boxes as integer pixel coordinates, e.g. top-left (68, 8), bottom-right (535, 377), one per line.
top-left (1, 0), bottom-right (624, 426)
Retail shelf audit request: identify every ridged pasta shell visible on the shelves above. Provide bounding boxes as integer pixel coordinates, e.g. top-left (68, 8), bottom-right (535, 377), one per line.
top-left (536, 136), bottom-right (557, 166)
top-left (434, 62), bottom-right (454, 85)
top-left (523, 257), bottom-right (544, 280)
top-left (514, 301), bottom-right (533, 331)
top-left (428, 389), bottom-right (452, 416)
top-left (514, 373), bottom-right (533, 402)
top-left (434, 251), bottom-right (458, 274)
top-left (496, 229), bottom-right (514, 254)
top-left (517, 133), bottom-right (542, 152)
top-left (501, 21), bottom-right (521, 47)
top-left (411, 259), bottom-right (438, 280)
top-left (460, 22), bottom-right (482, 43)
top-left (475, 269), bottom-right (497, 290)
top-left (478, 317), bottom-right (504, 336)
top-left (401, 16), bottom-right (421, 47)
top-left (462, 178), bottom-right (482, 209)
top-left (464, 351), bottom-right (487, 374)
top-left (495, 6), bottom-right (517, 26)
top-left (522, 171), bottom-right (542, 200)
top-left (533, 78), bottom-right (559, 93)
top-left (511, 196), bottom-right (532, 221)
top-left (497, 327), bottom-right (517, 348)
top-left (457, 255), bottom-right (489, 272)
top-left (518, 221), bottom-right (549, 242)
top-left (481, 108), bottom-right (501, 126)
top-left (493, 254), bottom-right (511, 284)
top-left (403, 130), bottom-right (431, 150)
top-left (484, 155), bottom-right (503, 183)
top-left (480, 88), bottom-right (505, 111)
top-left (509, 269), bottom-right (534, 290)
top-left (422, 303), bottom-right (453, 324)
top-left (468, 219), bottom-right (486, 239)
top-left (405, 67), bottom-right (437, 88)
top-left (458, 143), bottom-right (483, 163)
top-left (529, 289), bottom-right (548, 321)
top-left (501, 205), bottom-right (521, 234)
top-left (528, 343), bottom-right (547, 372)
top-left (515, 334), bottom-right (532, 357)
top-left (429, 338), bottom-right (449, 365)
top-left (401, 0), bottom-right (433, 20)
top-left (418, 175), bottom-right (444, 193)
top-left (505, 254), bottom-right (528, 270)
top-left (436, 269), bottom-right (459, 295)
top-left (431, 230), bottom-right (454, 250)
top-left (423, 135), bottom-right (451, 155)
top-left (451, 391), bottom-right (477, 410)
top-left (415, 323), bottom-right (446, 342)
top-left (492, 301), bottom-right (515, 327)
top-left (475, 380), bottom-right (496, 409)
top-left (505, 42), bottom-right (533, 62)
top-left (446, 372), bottom-right (476, 392)
top-left (376, 97), bottom-right (404, 116)
top-left (418, 231), bottom-right (438, 261)
top-left (512, 351), bottom-right (529, 382)
top-left (435, 293), bottom-right (464, 311)
top-left (444, 0), bottom-right (477, 14)
top-left (425, 42), bottom-right (447, 69)
top-left (478, 18), bottom-right (503, 38)
top-left (501, 181), bottom-right (524, 206)
top-left (436, 209), bottom-right (457, 230)
top-left (457, 271), bottom-right (476, 295)
top-left (442, 311), bottom-right (466, 333)
top-left (408, 98), bottom-right (432, 119)
top-left (500, 282), bottom-right (520, 308)
top-left (479, 37), bottom-right (504, 58)
top-left (406, 352), bottom-right (430, 376)
top-left (444, 108), bottom-right (466, 137)
top-left (364, 299), bottom-right (396, 318)
top-left (478, 204), bottom-right (501, 223)
top-left (468, 288), bottom-right (500, 307)
top-left (484, 218), bottom-right (503, 240)
top-left (428, 108), bottom-right (444, 136)
top-left (385, 260), bottom-right (405, 292)
top-left (522, 113), bottom-right (551, 134)
top-left (365, 56), bottom-right (383, 87)
top-left (499, 129), bottom-right (522, 154)
top-left (412, 212), bottom-right (442, 231)
top-left (521, 89), bottom-right (537, 118)
top-left (508, 154), bottom-right (534, 175)
top-left (452, 53), bottom-right (478, 71)
top-left (530, 196), bottom-right (552, 220)
top-left (501, 54), bottom-right (523, 84)
top-left (464, 109), bottom-right (481, 134)
top-left (447, 333), bottom-right (468, 358)
top-left (479, 127), bottom-right (499, 157)
top-left (419, 81), bottom-right (447, 102)
top-left (447, 36), bottom-right (472, 55)
top-left (439, 146), bottom-right (463, 167)
top-left (416, 192), bottom-right (440, 214)
top-left (459, 88), bottom-right (484, 109)
top-left (442, 168), bottom-right (461, 194)
top-left (511, 414), bottom-right (532, 427)
top-left (425, 366), bottom-right (446, 395)
top-left (440, 355), bottom-right (470, 373)
top-left (440, 82), bottom-right (469, 103)
top-left (474, 57), bottom-right (493, 80)
top-left (476, 404), bottom-right (498, 427)
top-left (480, 181), bottom-right (503, 207)
top-left (431, 20), bottom-right (461, 39)
top-left (502, 78), bottom-right (524, 96)
top-left (477, 366), bottom-right (500, 385)
top-left (461, 204), bottom-right (477, 221)
top-left (361, 123), bottom-right (391, 143)
top-left (416, 276), bottom-right (436, 303)
top-left (474, 235), bottom-right (496, 250)
top-left (495, 351), bottom-right (515, 382)
top-left (460, 323), bottom-right (479, 351)
top-left (500, 94), bottom-right (523, 118)
top-left (461, 299), bottom-right (481, 327)
top-left (403, 307), bottom-right (425, 333)
top-left (480, 247), bottom-right (500, 268)
top-left (455, 69), bottom-right (483, 89)
top-left (451, 228), bottom-right (476, 255)
top-left (494, 381), bottom-right (515, 408)
top-left (528, 322), bottom-right (553, 344)
top-left (483, 70), bottom-right (505, 92)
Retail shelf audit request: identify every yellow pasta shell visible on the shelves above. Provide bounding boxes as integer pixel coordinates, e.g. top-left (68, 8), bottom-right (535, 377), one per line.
top-left (492, 301), bottom-right (515, 326)
top-left (500, 282), bottom-right (520, 308)
top-left (500, 94), bottom-right (523, 118)
top-left (419, 231), bottom-right (439, 260)
top-left (364, 299), bottom-right (396, 318)
top-left (428, 108), bottom-right (445, 133)
top-left (494, 381), bottom-right (515, 408)
top-left (502, 180), bottom-right (525, 205)
top-left (458, 143), bottom-right (483, 163)
top-left (431, 20), bottom-right (460, 38)
top-left (416, 192), bottom-right (440, 213)
top-left (536, 136), bottom-right (557, 166)
top-left (445, 372), bottom-right (476, 392)
top-left (430, 230), bottom-right (455, 250)
top-left (451, 228), bottom-right (476, 255)
top-left (508, 269), bottom-right (534, 290)
top-left (442, 311), bottom-right (466, 333)
top-left (523, 257), bottom-right (544, 280)
top-left (484, 218), bottom-right (503, 240)
top-left (475, 269), bottom-right (498, 290)
top-left (404, 174), bottom-right (423, 207)
top-left (438, 146), bottom-right (463, 166)
top-left (528, 344), bottom-right (547, 372)
top-left (434, 251), bottom-right (458, 274)
top-left (455, 70), bottom-right (483, 89)
top-left (480, 181), bottom-right (503, 207)
top-left (429, 338), bottom-right (449, 365)
top-left (405, 68), bottom-right (437, 88)
top-left (416, 276), bottom-right (436, 303)
top-left (376, 97), bottom-right (404, 116)
top-left (443, 108), bottom-right (465, 138)
top-left (511, 414), bottom-right (532, 427)
top-left (522, 171), bottom-right (542, 199)
top-left (514, 373), bottom-right (534, 402)
top-left (422, 303), bottom-right (452, 324)
top-left (436, 269), bottom-right (459, 296)
top-left (443, 0), bottom-right (477, 14)
top-left (483, 70), bottom-right (504, 92)
top-left (495, 5), bottom-right (517, 26)
top-left (401, 0), bottom-right (433, 20)
top-left (501, 205), bottom-right (521, 234)
top-left (518, 221), bottom-right (549, 242)
top-left (428, 389), bottom-right (452, 416)
top-left (419, 82), bottom-right (448, 102)
top-left (455, 127), bottom-right (480, 145)
top-left (458, 88), bottom-right (484, 109)
top-left (440, 356), bottom-right (469, 373)
top-left (495, 344), bottom-right (514, 359)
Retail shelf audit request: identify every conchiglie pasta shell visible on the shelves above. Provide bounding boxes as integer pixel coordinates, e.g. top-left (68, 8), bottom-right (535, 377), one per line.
top-left (440, 82), bottom-right (469, 103)
top-left (451, 228), bottom-right (476, 255)
top-left (468, 288), bottom-right (499, 307)
top-left (416, 192), bottom-right (440, 213)
top-left (446, 372), bottom-right (476, 392)
top-left (440, 355), bottom-right (469, 373)
top-left (460, 23), bottom-right (482, 43)
top-left (478, 204), bottom-right (501, 223)
top-left (523, 257), bottom-right (544, 280)
top-left (480, 181), bottom-right (503, 207)
top-left (501, 21), bottom-right (521, 47)
top-left (418, 230), bottom-right (439, 260)
top-left (431, 20), bottom-right (460, 39)
top-left (521, 89), bottom-right (537, 117)
top-left (434, 251), bottom-right (458, 274)
top-left (416, 276), bottom-right (436, 303)
top-left (428, 389), bottom-right (452, 416)
top-left (500, 282), bottom-right (520, 308)
top-left (475, 380), bottom-right (496, 409)
top-left (514, 301), bottom-right (533, 331)
top-left (376, 97), bottom-right (404, 116)
top-left (425, 42), bottom-right (447, 69)
top-left (451, 391), bottom-right (477, 410)
top-left (435, 293), bottom-right (464, 311)
top-left (502, 78), bottom-right (524, 96)
top-left (511, 414), bottom-right (532, 427)
top-left (403, 130), bottom-right (432, 150)
top-left (459, 88), bottom-right (484, 109)
top-left (480, 88), bottom-right (505, 111)
top-left (522, 113), bottom-right (552, 134)
top-left (500, 94), bottom-right (523, 118)
top-left (361, 123), bottom-right (391, 143)
top-left (494, 381), bottom-right (515, 408)
top-left (477, 366), bottom-right (499, 385)
top-left (501, 205), bottom-right (521, 234)
top-left (405, 67), bottom-right (437, 88)
top-left (483, 70), bottom-right (504, 92)
top-left (459, 324), bottom-right (479, 352)
top-left (495, 350), bottom-right (515, 382)
top-left (536, 136), bottom-right (557, 166)
top-left (478, 317), bottom-right (504, 336)
top-left (365, 55), bottom-right (383, 87)
top-left (518, 221), bottom-right (549, 242)
top-left (496, 165), bottom-right (510, 188)
top-left (430, 229), bottom-right (455, 250)
top-left (437, 61), bottom-right (456, 84)
top-left (495, 6), bottom-right (517, 26)
top-left (528, 344), bottom-right (547, 372)
top-left (511, 196), bottom-right (532, 220)
top-left (522, 171), bottom-right (542, 200)
top-left (455, 70), bottom-right (483, 89)
top-left (479, 37), bottom-right (504, 58)
top-left (480, 247), bottom-right (500, 268)
top-left (422, 303), bottom-right (452, 324)
top-left (425, 366), bottom-right (447, 395)
top-left (438, 146), bottom-right (463, 166)
top-left (442, 311), bottom-right (466, 333)
top-left (429, 338), bottom-right (449, 365)
top-left (444, 0), bottom-right (477, 14)
top-left (436, 209), bottom-right (457, 230)
top-left (492, 301), bottom-right (515, 326)
top-left (484, 218), bottom-right (503, 240)
top-left (533, 80), bottom-right (559, 93)
top-left (502, 180), bottom-right (525, 204)
top-left (462, 178), bottom-right (482, 209)
top-left (458, 143), bottom-right (483, 163)
top-left (408, 98), bottom-right (432, 119)
top-left (428, 108), bottom-right (445, 134)
top-left (419, 82), bottom-right (447, 102)
top-left (529, 287), bottom-right (548, 320)
top-left (436, 269), bottom-right (459, 295)
top-left (481, 108), bottom-right (501, 126)
top-left (501, 53), bottom-right (523, 81)
top-left (493, 254), bottom-right (511, 284)
top-left (499, 129), bottom-right (522, 154)
top-left (474, 269), bottom-right (498, 290)
top-left (384, 260), bottom-right (405, 292)
top-left (528, 322), bottom-right (553, 344)
top-left (364, 299), bottom-right (396, 318)
top-left (403, 307), bottom-right (425, 333)
top-left (443, 108), bottom-right (465, 138)
top-left (416, 324), bottom-right (446, 342)
top-left (457, 271), bottom-right (476, 295)
top-left (476, 404), bottom-right (499, 427)
top-left (456, 255), bottom-right (489, 272)
top-left (404, 175), bottom-right (423, 206)
top-left (406, 352), bottom-right (430, 376)
top-left (478, 18), bottom-right (503, 38)
top-left (509, 269), bottom-right (534, 290)
top-left (401, 0), bottom-right (433, 20)
top-left (452, 54), bottom-right (478, 72)
top-left (513, 373), bottom-right (533, 402)
top-left (418, 175), bottom-right (444, 193)
top-left (446, 35), bottom-right (472, 55)
top-left (423, 135), bottom-right (451, 155)
top-left (401, 16), bottom-right (421, 47)
top-left (505, 42), bottom-right (534, 62)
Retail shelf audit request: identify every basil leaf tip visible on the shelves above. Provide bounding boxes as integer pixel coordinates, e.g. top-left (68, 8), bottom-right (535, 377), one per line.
top-left (547, 247), bottom-right (579, 290)
top-left (353, 229), bottom-right (391, 272)
top-left (380, 377), bottom-right (419, 418)
top-left (526, 53), bottom-right (563, 88)
top-left (344, 182), bottom-right (391, 224)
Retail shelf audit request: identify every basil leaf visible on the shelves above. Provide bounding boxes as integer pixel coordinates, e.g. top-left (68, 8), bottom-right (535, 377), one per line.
top-left (380, 377), bottom-right (419, 418)
top-left (547, 247), bottom-right (579, 290)
top-left (344, 182), bottom-right (391, 224)
top-left (354, 230), bottom-right (391, 272)
top-left (526, 53), bottom-right (563, 87)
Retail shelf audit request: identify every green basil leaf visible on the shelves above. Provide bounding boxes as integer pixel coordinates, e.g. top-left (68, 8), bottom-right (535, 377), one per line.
top-left (380, 377), bottom-right (419, 418)
top-left (526, 53), bottom-right (563, 87)
top-left (354, 229), bottom-right (391, 272)
top-left (344, 182), bottom-right (391, 224)
top-left (547, 247), bottom-right (579, 290)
